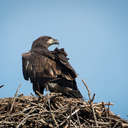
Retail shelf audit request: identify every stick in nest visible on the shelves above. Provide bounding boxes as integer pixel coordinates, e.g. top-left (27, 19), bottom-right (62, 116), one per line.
top-left (46, 85), bottom-right (59, 127)
top-left (10, 84), bottom-right (22, 113)
top-left (59, 108), bottom-right (80, 126)
top-left (36, 90), bottom-right (44, 98)
top-left (82, 80), bottom-right (98, 127)
top-left (76, 111), bottom-right (81, 128)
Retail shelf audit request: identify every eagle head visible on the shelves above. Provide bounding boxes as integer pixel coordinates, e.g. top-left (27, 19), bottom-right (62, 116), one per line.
top-left (31, 36), bottom-right (59, 49)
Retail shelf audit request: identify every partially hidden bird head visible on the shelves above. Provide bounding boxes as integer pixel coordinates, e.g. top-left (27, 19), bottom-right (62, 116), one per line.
top-left (31, 36), bottom-right (59, 49)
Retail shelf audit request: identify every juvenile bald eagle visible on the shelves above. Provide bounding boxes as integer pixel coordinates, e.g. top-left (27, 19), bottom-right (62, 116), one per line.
top-left (22, 36), bottom-right (82, 98)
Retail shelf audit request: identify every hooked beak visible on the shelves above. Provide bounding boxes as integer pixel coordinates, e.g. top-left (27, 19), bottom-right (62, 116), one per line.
top-left (47, 38), bottom-right (59, 46)
top-left (52, 39), bottom-right (59, 45)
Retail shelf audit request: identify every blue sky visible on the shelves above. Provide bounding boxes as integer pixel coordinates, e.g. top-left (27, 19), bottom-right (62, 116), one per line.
top-left (0, 0), bottom-right (128, 119)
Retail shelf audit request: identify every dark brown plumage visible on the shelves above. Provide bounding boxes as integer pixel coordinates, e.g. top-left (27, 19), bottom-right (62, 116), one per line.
top-left (22, 36), bottom-right (82, 98)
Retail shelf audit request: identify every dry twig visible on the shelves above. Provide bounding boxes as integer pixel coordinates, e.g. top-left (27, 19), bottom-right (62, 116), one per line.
top-left (82, 80), bottom-right (98, 127)
top-left (10, 84), bottom-right (22, 113)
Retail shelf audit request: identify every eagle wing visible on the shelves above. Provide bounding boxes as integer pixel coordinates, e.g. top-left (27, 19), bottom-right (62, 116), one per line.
top-left (22, 51), bottom-right (61, 83)
top-left (52, 48), bottom-right (77, 78)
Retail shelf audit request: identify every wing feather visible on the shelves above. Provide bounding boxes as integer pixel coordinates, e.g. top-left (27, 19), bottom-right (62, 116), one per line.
top-left (22, 52), bottom-right (31, 80)
top-left (52, 48), bottom-right (77, 79)
top-left (22, 51), bottom-right (62, 82)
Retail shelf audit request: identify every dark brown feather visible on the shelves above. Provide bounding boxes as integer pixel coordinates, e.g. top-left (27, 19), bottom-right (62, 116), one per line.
top-left (51, 48), bottom-right (77, 78)
top-left (22, 51), bottom-right (62, 82)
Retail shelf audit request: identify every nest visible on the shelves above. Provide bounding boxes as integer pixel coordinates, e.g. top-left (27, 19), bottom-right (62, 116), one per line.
top-left (0, 82), bottom-right (128, 128)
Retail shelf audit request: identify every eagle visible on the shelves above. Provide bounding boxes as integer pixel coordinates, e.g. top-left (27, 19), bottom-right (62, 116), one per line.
top-left (22, 36), bottom-right (82, 98)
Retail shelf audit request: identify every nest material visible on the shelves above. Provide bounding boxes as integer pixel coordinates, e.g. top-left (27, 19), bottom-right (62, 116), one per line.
top-left (0, 92), bottom-right (128, 128)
